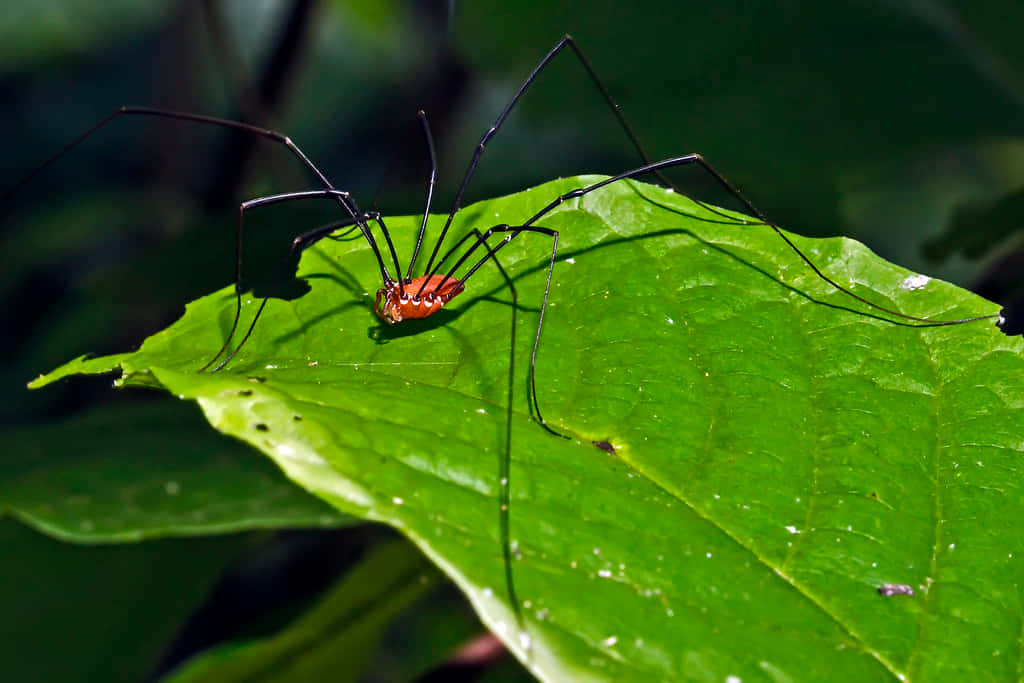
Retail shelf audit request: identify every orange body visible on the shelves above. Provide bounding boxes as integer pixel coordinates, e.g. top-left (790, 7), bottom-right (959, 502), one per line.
top-left (374, 274), bottom-right (465, 324)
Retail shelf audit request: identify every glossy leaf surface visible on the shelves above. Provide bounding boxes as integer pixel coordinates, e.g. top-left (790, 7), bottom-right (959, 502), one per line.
top-left (32, 178), bottom-right (1022, 681)
top-left (1, 401), bottom-right (350, 541)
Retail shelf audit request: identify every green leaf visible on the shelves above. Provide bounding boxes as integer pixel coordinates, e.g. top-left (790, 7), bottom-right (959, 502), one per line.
top-left (32, 177), bottom-right (1022, 681)
top-left (1, 401), bottom-right (351, 541)
top-left (163, 539), bottom-right (443, 682)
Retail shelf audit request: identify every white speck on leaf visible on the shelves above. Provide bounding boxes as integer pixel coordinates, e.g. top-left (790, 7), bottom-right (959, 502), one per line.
top-left (901, 274), bottom-right (931, 290)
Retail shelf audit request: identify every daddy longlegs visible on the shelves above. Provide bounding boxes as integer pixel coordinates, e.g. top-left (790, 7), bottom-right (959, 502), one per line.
top-left (11, 35), bottom-right (1003, 653)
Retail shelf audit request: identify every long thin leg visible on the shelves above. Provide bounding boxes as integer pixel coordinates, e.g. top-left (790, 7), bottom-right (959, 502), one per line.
top-left (430, 224), bottom-right (568, 437)
top-left (239, 189), bottom-right (398, 282)
top-left (2, 106), bottom-right (379, 249)
top-left (418, 158), bottom-right (998, 447)
top-left (517, 156), bottom-right (1001, 326)
top-left (475, 226), bottom-right (563, 441)
top-left (431, 151), bottom-right (1000, 436)
top-left (420, 34), bottom-right (749, 276)
top-left (419, 34), bottom-right (667, 274)
top-left (291, 215), bottom-right (366, 252)
top-left (199, 189), bottom-right (397, 373)
top-left (416, 32), bottom-right (992, 324)
top-left (413, 223), bottom-right (500, 298)
top-left (405, 111), bottom-right (439, 282)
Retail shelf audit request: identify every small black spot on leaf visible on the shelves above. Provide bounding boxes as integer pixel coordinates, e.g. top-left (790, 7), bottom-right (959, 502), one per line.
top-left (254, 423), bottom-right (269, 432)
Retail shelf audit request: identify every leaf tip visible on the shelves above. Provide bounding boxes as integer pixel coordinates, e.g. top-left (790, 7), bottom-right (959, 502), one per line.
top-left (27, 353), bottom-right (131, 390)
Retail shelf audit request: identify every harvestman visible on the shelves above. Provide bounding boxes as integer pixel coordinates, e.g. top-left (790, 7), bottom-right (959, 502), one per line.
top-left (10, 35), bottom-right (1002, 648)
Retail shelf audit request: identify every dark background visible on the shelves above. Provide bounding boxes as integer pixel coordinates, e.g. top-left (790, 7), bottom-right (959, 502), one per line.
top-left (2, 1), bottom-right (1022, 680)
